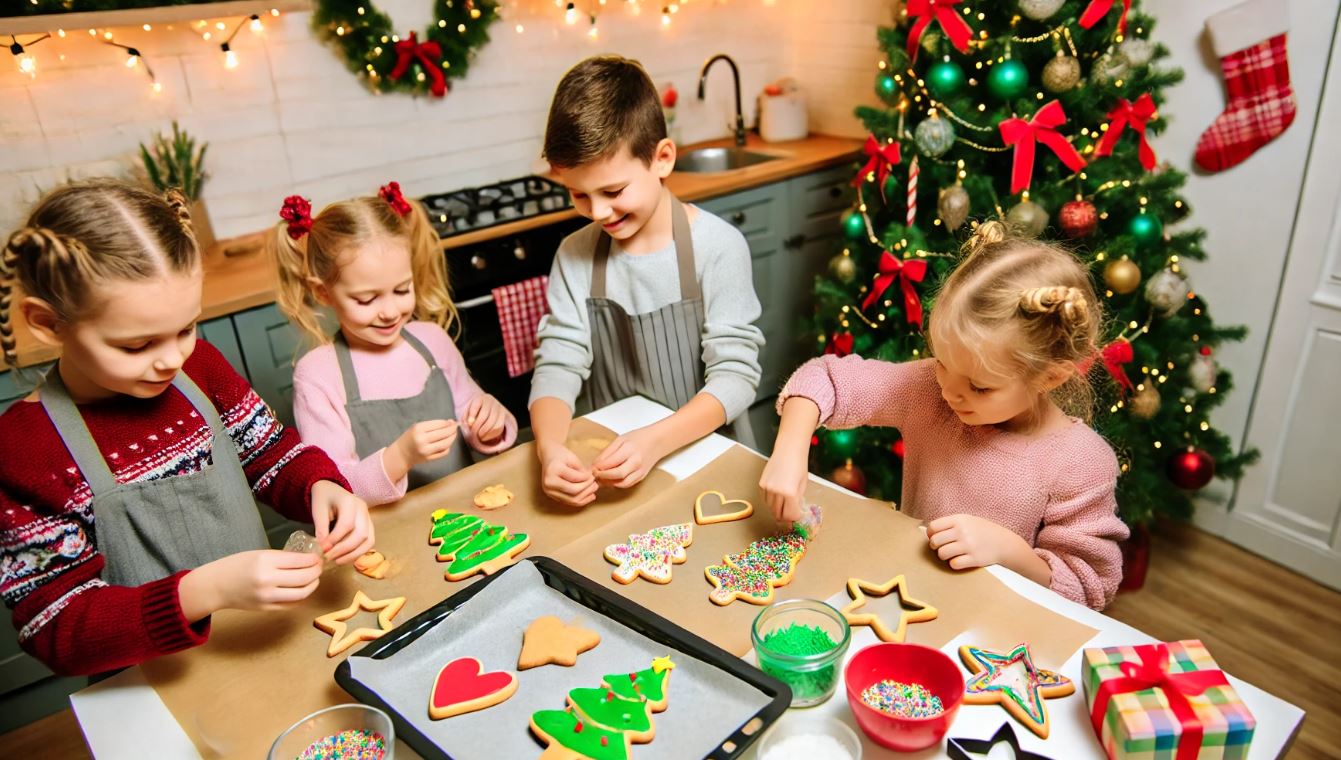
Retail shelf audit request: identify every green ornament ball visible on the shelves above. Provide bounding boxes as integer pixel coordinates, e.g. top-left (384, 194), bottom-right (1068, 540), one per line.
top-left (876, 73), bottom-right (898, 100)
top-left (842, 210), bottom-right (866, 240)
top-left (1128, 212), bottom-right (1164, 246)
top-left (926, 59), bottom-right (965, 98)
top-left (827, 429), bottom-right (858, 457)
top-left (987, 59), bottom-right (1029, 100)
top-left (853, 333), bottom-right (874, 354)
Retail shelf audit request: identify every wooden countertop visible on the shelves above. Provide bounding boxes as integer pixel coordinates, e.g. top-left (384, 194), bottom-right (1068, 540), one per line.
top-left (7, 134), bottom-right (862, 369)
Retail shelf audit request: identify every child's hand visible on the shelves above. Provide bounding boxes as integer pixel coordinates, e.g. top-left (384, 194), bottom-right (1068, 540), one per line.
top-left (462, 394), bottom-right (512, 445)
top-left (180, 550), bottom-right (323, 618)
top-left (925, 514), bottom-right (1028, 570)
top-left (759, 448), bottom-right (809, 525)
top-left (310, 480), bottom-right (375, 564)
top-left (539, 443), bottom-right (598, 506)
top-left (592, 428), bottom-right (665, 489)
top-left (394, 419), bottom-right (459, 467)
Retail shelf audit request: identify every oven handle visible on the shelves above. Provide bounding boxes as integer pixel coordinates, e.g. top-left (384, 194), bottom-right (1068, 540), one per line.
top-left (455, 293), bottom-right (495, 309)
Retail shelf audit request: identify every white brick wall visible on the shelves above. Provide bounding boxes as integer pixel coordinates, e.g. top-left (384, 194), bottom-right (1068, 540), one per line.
top-left (0, 1), bottom-right (802, 237)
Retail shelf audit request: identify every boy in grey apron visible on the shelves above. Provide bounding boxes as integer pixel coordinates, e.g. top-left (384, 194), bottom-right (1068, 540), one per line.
top-left (529, 55), bottom-right (766, 507)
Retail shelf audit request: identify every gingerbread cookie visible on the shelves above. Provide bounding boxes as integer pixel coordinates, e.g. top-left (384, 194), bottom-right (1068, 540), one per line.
top-left (313, 591), bottom-right (405, 658)
top-left (693, 490), bottom-right (754, 525)
top-left (354, 550), bottom-right (390, 579)
top-left (473, 484), bottom-right (514, 510)
top-left (519, 616), bottom-right (601, 670)
top-left (704, 531), bottom-right (809, 606)
top-left (429, 656), bottom-right (519, 720)
top-left (603, 523), bottom-right (693, 585)
top-left (959, 643), bottom-right (1075, 739)
top-left (428, 511), bottom-right (530, 581)
top-left (841, 574), bottom-right (938, 642)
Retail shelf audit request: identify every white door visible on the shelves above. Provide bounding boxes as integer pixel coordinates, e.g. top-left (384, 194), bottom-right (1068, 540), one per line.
top-left (1229, 29), bottom-right (1341, 590)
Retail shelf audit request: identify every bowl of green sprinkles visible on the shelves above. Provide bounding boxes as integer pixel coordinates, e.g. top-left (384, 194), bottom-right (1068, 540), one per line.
top-left (752, 598), bottom-right (852, 707)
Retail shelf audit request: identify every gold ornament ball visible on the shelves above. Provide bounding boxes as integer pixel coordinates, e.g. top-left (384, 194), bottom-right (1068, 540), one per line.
top-left (1130, 383), bottom-right (1161, 419)
top-left (938, 184), bottom-right (971, 230)
top-left (1006, 200), bottom-right (1049, 237)
top-left (1042, 54), bottom-right (1081, 93)
top-left (1103, 258), bottom-right (1142, 294)
top-left (829, 253), bottom-right (857, 283)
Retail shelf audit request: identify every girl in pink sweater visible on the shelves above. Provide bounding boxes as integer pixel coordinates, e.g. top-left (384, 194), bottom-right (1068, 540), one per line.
top-left (761, 221), bottom-right (1129, 610)
top-left (272, 183), bottom-right (517, 505)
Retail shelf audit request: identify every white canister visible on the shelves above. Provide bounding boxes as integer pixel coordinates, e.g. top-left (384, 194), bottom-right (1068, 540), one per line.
top-left (759, 81), bottom-right (809, 142)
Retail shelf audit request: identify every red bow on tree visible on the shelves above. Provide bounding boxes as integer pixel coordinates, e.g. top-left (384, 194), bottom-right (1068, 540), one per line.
top-left (1079, 0), bottom-right (1132, 35)
top-left (905, 0), bottom-right (973, 62)
top-left (999, 100), bottom-right (1087, 195)
top-left (824, 332), bottom-right (854, 358)
top-left (851, 135), bottom-right (902, 200)
top-left (1089, 644), bottom-right (1229, 760)
top-left (390, 32), bottom-right (448, 97)
top-left (1098, 338), bottom-right (1135, 395)
top-left (1095, 94), bottom-right (1158, 170)
top-left (379, 181), bottom-right (413, 216)
top-left (861, 250), bottom-right (928, 327)
top-left (279, 195), bottom-right (313, 240)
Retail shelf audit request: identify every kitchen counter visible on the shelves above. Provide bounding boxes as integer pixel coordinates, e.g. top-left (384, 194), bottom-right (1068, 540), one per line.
top-left (5, 134), bottom-right (862, 370)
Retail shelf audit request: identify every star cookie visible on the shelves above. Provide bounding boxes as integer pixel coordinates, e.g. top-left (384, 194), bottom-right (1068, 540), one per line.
top-left (313, 590), bottom-right (406, 658)
top-left (959, 643), bottom-right (1075, 739)
top-left (840, 574), bottom-right (938, 642)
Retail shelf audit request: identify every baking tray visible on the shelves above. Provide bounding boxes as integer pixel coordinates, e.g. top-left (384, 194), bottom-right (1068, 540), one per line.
top-left (334, 557), bottom-right (791, 759)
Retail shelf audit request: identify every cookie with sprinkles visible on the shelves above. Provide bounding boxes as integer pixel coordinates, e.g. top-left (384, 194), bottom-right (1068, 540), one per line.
top-left (704, 530), bottom-right (809, 606)
top-left (603, 522), bottom-right (693, 584)
top-left (959, 643), bottom-right (1075, 738)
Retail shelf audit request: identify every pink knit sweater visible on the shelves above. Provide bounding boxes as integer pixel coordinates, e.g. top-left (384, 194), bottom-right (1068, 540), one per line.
top-left (779, 356), bottom-right (1129, 609)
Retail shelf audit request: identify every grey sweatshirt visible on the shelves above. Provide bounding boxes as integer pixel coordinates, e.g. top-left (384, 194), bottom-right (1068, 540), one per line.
top-left (528, 207), bottom-right (766, 422)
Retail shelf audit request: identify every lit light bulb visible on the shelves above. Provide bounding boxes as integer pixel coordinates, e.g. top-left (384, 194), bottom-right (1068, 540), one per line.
top-left (661, 6), bottom-right (672, 25)
top-left (515, 23), bottom-right (525, 33)
top-left (565, 2), bottom-right (578, 24)
top-left (17, 54), bottom-right (36, 76)
top-left (270, 8), bottom-right (280, 17)
top-left (125, 54), bottom-right (139, 68)
top-left (222, 44), bottom-right (238, 69)
top-left (250, 15), bottom-right (263, 32)
top-left (152, 81), bottom-right (163, 93)
top-left (588, 20), bottom-right (598, 38)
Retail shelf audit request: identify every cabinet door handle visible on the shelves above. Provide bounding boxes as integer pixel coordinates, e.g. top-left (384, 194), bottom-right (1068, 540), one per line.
top-left (828, 186), bottom-right (843, 199)
top-left (470, 255), bottom-right (487, 270)
top-left (731, 211), bottom-right (747, 226)
top-left (784, 233), bottom-right (806, 249)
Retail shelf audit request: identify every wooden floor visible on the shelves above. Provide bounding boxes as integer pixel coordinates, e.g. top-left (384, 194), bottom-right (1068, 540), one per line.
top-left (3, 522), bottom-right (1336, 758)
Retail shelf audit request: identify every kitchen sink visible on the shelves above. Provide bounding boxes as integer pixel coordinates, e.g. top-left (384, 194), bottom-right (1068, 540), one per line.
top-left (676, 147), bottom-right (781, 173)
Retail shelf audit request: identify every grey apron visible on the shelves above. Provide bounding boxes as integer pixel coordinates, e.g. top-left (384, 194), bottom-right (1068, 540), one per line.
top-left (39, 367), bottom-right (268, 588)
top-left (584, 197), bottom-right (755, 446)
top-left (332, 328), bottom-right (470, 491)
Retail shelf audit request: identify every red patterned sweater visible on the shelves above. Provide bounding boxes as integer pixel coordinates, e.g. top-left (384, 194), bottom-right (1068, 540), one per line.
top-left (0, 341), bottom-right (347, 676)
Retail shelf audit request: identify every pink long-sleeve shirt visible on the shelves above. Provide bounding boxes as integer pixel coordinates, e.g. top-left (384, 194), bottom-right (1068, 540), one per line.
top-left (779, 356), bottom-right (1129, 609)
top-left (292, 321), bottom-right (517, 505)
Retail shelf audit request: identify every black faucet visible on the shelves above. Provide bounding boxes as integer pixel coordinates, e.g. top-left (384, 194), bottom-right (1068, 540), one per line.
top-left (698, 53), bottom-right (746, 148)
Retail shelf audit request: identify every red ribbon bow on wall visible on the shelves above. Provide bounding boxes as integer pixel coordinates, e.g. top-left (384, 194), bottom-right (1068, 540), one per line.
top-left (390, 32), bottom-right (448, 97)
top-left (861, 251), bottom-right (928, 327)
top-left (1095, 94), bottom-right (1158, 170)
top-left (999, 100), bottom-right (1087, 195)
top-left (1090, 643), bottom-right (1229, 760)
top-left (851, 136), bottom-right (902, 199)
top-left (1079, 0), bottom-right (1132, 35)
top-left (905, 0), bottom-right (973, 62)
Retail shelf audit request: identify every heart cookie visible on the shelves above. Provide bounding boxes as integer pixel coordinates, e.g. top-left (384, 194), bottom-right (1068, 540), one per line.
top-left (429, 656), bottom-right (519, 719)
top-left (693, 490), bottom-right (754, 525)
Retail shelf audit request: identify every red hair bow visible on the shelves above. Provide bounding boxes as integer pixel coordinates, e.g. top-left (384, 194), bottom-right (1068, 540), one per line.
top-left (279, 195), bottom-right (313, 240)
top-left (379, 181), bottom-right (413, 217)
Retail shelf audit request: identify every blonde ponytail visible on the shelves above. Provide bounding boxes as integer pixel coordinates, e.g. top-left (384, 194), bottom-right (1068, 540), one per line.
top-left (269, 224), bottom-right (329, 347)
top-left (404, 199), bottom-right (458, 339)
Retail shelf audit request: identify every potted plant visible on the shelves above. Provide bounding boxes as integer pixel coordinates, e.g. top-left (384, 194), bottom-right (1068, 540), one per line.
top-left (139, 121), bottom-right (213, 251)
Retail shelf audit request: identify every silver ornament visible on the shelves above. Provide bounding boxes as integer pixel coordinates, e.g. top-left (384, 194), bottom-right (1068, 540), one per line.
top-left (1019, 0), bottom-right (1065, 21)
top-left (1042, 54), bottom-right (1081, 93)
top-left (1188, 354), bottom-right (1217, 393)
top-left (1092, 52), bottom-right (1130, 84)
top-left (1119, 38), bottom-right (1154, 67)
top-left (1144, 268), bottom-right (1190, 315)
top-left (938, 184), bottom-right (970, 230)
top-left (914, 116), bottom-right (956, 158)
top-left (1006, 200), bottom-right (1049, 237)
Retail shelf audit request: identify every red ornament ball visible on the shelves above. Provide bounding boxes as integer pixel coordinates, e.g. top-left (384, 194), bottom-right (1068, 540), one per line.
top-left (1199, 345), bottom-right (1213, 356)
top-left (1167, 448), bottom-right (1215, 490)
top-left (1059, 199), bottom-right (1098, 239)
top-left (891, 439), bottom-right (906, 459)
top-left (829, 461), bottom-right (867, 495)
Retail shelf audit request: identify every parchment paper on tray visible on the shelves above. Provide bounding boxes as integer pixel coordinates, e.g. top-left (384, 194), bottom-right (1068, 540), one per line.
top-left (346, 560), bottom-right (773, 759)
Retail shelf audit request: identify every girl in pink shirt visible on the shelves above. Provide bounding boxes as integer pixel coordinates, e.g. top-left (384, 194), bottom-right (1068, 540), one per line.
top-left (271, 183), bottom-right (517, 505)
top-left (761, 221), bottom-right (1129, 609)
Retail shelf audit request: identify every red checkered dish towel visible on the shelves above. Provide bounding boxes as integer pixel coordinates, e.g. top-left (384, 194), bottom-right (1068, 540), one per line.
top-left (492, 275), bottom-right (550, 378)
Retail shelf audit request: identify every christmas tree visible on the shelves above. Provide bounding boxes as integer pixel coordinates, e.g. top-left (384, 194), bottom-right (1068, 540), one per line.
top-left (530, 658), bottom-right (674, 759)
top-left (808, 0), bottom-right (1256, 525)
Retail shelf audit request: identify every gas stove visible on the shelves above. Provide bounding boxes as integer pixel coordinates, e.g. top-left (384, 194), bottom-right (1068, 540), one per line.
top-left (421, 175), bottom-right (572, 237)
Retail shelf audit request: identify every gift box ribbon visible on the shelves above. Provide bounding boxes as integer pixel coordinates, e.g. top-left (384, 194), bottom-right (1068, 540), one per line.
top-left (1090, 643), bottom-right (1230, 760)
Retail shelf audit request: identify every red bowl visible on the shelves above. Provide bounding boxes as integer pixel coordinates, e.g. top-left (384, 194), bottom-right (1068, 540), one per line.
top-left (843, 642), bottom-right (964, 751)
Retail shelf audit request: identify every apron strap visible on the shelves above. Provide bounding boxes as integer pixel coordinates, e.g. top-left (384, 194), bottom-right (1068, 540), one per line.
top-left (398, 328), bottom-right (440, 371)
top-left (592, 195), bottom-right (699, 302)
top-left (332, 332), bottom-right (363, 404)
top-left (38, 366), bottom-right (223, 497)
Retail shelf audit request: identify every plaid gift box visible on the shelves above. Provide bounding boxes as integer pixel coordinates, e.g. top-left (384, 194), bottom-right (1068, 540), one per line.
top-left (1083, 640), bottom-right (1254, 760)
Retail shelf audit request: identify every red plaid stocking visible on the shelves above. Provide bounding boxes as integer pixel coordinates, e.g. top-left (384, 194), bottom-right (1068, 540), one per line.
top-left (1194, 0), bottom-right (1295, 173)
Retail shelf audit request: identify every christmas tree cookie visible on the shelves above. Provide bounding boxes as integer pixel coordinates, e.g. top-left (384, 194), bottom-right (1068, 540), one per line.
top-left (601, 656), bottom-right (675, 712)
top-left (428, 510), bottom-right (530, 581)
top-left (704, 530), bottom-right (810, 606)
top-left (602, 523), bottom-right (693, 584)
top-left (530, 710), bottom-right (630, 760)
top-left (530, 657), bottom-right (675, 758)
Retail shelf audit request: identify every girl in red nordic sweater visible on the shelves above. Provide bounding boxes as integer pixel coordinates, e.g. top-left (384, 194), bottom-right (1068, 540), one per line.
top-left (0, 180), bottom-right (374, 676)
